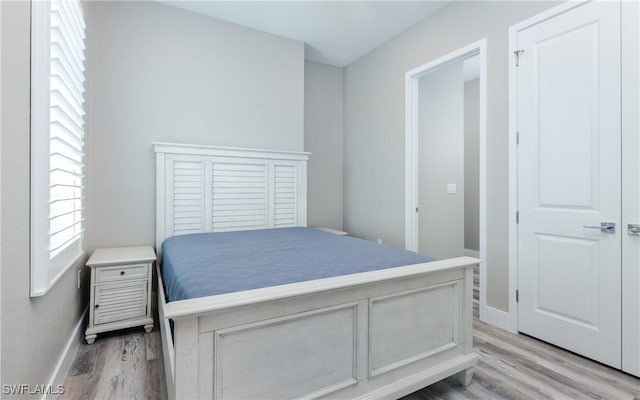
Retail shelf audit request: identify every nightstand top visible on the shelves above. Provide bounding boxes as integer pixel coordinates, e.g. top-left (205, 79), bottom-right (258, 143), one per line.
top-left (313, 227), bottom-right (348, 236)
top-left (87, 246), bottom-right (156, 267)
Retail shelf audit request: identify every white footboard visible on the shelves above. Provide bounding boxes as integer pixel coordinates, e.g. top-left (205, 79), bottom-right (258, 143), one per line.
top-left (159, 257), bottom-right (479, 400)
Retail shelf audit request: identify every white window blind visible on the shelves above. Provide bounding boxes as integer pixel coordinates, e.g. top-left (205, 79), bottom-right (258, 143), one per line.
top-left (31, 0), bottom-right (86, 297)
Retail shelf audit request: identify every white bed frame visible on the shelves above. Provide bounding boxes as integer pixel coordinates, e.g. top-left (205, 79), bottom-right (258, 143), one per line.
top-left (154, 143), bottom-right (478, 399)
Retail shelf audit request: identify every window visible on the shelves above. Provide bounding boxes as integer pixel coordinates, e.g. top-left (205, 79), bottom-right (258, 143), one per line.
top-left (31, 0), bottom-right (86, 296)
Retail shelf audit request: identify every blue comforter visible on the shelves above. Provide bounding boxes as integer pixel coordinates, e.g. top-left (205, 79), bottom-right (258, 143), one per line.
top-left (161, 227), bottom-right (435, 302)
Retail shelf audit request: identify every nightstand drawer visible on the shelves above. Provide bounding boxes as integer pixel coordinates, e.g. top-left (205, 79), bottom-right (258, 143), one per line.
top-left (95, 264), bottom-right (148, 283)
top-left (94, 280), bottom-right (148, 325)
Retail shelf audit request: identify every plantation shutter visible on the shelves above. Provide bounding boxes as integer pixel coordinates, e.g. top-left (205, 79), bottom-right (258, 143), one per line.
top-left (31, 0), bottom-right (86, 296)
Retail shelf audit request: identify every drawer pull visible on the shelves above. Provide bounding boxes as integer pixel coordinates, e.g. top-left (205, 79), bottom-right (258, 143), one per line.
top-left (120, 271), bottom-right (125, 276)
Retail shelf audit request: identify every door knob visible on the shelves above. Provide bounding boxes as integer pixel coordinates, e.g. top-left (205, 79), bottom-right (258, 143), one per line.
top-left (583, 222), bottom-right (615, 234)
top-left (629, 224), bottom-right (640, 236)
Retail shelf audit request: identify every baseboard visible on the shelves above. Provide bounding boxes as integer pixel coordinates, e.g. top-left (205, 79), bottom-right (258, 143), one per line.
top-left (464, 249), bottom-right (480, 258)
top-left (43, 306), bottom-right (88, 400)
top-left (479, 303), bottom-right (517, 334)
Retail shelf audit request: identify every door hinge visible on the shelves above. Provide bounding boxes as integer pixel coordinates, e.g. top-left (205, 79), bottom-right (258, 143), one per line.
top-left (514, 49), bottom-right (525, 67)
top-left (516, 289), bottom-right (519, 303)
top-left (516, 131), bottom-right (520, 145)
top-left (416, 207), bottom-right (419, 213)
top-left (516, 211), bottom-right (519, 224)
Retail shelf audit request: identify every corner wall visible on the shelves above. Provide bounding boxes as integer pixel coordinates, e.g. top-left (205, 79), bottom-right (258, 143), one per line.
top-left (304, 60), bottom-right (344, 230)
top-left (343, 1), bottom-right (559, 311)
top-left (84, 1), bottom-right (305, 251)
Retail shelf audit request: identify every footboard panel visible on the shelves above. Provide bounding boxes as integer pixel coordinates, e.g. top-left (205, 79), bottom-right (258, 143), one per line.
top-left (163, 258), bottom-right (478, 399)
top-left (216, 303), bottom-right (360, 399)
top-left (370, 282), bottom-right (458, 376)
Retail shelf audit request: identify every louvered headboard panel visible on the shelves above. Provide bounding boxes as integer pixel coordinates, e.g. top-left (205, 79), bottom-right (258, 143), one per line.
top-left (155, 143), bottom-right (309, 253)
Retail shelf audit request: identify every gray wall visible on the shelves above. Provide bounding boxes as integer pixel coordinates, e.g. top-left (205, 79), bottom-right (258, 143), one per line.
top-left (343, 1), bottom-right (559, 311)
top-left (1, 1), bottom-right (87, 391)
top-left (304, 60), bottom-right (344, 230)
top-left (84, 1), bottom-right (305, 251)
top-left (418, 62), bottom-right (464, 259)
top-left (464, 79), bottom-right (480, 251)
top-left (1, 0), bottom-right (305, 389)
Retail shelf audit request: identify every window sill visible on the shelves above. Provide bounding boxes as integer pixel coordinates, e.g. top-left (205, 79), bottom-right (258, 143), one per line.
top-left (30, 250), bottom-right (85, 298)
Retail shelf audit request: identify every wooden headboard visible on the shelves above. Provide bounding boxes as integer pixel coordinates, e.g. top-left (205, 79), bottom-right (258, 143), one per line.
top-left (154, 142), bottom-right (309, 252)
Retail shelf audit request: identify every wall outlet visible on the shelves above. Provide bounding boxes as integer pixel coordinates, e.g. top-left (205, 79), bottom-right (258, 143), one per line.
top-left (447, 183), bottom-right (457, 194)
top-left (377, 238), bottom-right (383, 244)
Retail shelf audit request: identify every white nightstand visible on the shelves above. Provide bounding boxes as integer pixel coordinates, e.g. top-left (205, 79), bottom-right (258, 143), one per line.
top-left (85, 246), bottom-right (156, 344)
top-left (314, 227), bottom-right (348, 236)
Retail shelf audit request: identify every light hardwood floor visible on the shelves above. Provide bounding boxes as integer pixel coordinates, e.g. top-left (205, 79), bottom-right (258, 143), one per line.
top-left (61, 266), bottom-right (639, 400)
top-left (60, 327), bottom-right (166, 400)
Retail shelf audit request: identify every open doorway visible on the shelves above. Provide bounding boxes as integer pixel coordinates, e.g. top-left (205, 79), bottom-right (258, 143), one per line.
top-left (404, 40), bottom-right (486, 321)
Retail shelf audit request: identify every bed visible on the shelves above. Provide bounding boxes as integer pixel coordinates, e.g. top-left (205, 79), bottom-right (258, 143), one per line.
top-left (154, 142), bottom-right (479, 399)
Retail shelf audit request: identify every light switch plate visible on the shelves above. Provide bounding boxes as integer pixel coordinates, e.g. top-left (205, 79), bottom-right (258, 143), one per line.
top-left (447, 184), bottom-right (457, 194)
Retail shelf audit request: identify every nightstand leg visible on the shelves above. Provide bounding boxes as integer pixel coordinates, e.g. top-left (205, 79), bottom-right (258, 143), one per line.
top-left (144, 324), bottom-right (154, 333)
top-left (85, 334), bottom-right (97, 344)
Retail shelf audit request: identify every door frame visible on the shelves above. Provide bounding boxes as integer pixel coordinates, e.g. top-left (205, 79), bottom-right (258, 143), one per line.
top-left (404, 39), bottom-right (492, 323)
top-left (508, 0), bottom-right (602, 335)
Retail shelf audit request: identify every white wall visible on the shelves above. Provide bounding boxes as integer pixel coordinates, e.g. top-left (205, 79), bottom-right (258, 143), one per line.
top-left (84, 1), bottom-right (305, 250)
top-left (1, 1), bottom-right (87, 390)
top-left (418, 62), bottom-right (464, 259)
top-left (464, 79), bottom-right (480, 251)
top-left (343, 1), bottom-right (560, 311)
top-left (304, 60), bottom-right (344, 230)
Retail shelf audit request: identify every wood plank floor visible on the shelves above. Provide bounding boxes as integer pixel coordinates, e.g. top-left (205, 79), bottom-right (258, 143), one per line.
top-left (60, 326), bottom-right (166, 400)
top-left (61, 266), bottom-right (639, 399)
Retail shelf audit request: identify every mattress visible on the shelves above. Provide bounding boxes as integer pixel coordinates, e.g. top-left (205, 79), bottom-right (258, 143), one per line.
top-left (161, 227), bottom-right (435, 302)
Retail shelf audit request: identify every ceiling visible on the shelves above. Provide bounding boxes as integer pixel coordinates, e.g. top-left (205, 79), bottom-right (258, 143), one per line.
top-left (160, 1), bottom-right (449, 67)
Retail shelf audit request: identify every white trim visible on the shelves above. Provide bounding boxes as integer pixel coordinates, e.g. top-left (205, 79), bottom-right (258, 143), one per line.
top-left (478, 304), bottom-right (514, 332)
top-left (507, 0), bottom-right (592, 335)
top-left (404, 39), bottom-right (491, 329)
top-left (0, 0), bottom-right (3, 386)
top-left (30, 0), bottom-right (52, 296)
top-left (506, 12), bottom-right (520, 335)
top-left (30, 251), bottom-right (85, 297)
top-left (43, 306), bottom-right (88, 400)
top-left (463, 249), bottom-right (479, 259)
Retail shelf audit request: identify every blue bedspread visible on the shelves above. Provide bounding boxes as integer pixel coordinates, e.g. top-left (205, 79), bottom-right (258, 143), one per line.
top-left (161, 227), bottom-right (435, 302)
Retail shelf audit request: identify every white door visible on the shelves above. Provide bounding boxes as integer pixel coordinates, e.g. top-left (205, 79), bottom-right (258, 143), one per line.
top-left (516, 1), bottom-right (621, 368)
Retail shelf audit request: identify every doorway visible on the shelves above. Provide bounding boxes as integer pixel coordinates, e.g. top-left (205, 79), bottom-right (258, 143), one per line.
top-left (404, 40), bottom-right (487, 320)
